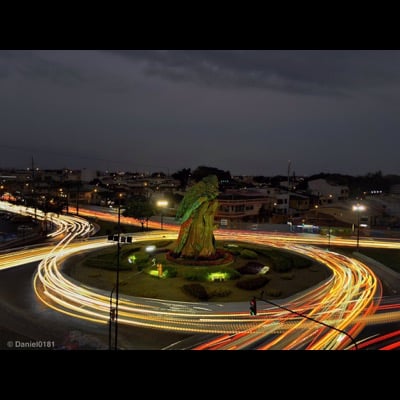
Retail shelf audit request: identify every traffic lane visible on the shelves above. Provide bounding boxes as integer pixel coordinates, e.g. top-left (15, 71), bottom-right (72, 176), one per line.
top-left (0, 261), bottom-right (191, 350)
top-left (0, 261), bottom-right (105, 349)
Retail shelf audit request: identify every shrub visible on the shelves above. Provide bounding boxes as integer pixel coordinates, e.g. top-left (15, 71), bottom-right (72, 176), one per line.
top-left (237, 261), bottom-right (264, 275)
top-left (184, 267), bottom-right (240, 282)
top-left (223, 243), bottom-right (242, 255)
top-left (134, 253), bottom-right (151, 269)
top-left (240, 249), bottom-right (258, 259)
top-left (271, 262), bottom-right (292, 273)
top-left (163, 265), bottom-right (178, 278)
top-left (228, 248), bottom-right (241, 256)
top-left (135, 253), bottom-right (150, 264)
top-left (261, 248), bottom-right (311, 270)
top-left (236, 276), bottom-right (270, 290)
top-left (182, 283), bottom-right (209, 300)
top-left (225, 268), bottom-right (241, 280)
top-left (183, 269), bottom-right (209, 282)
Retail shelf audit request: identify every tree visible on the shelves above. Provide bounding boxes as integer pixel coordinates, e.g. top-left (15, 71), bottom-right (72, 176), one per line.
top-left (173, 175), bottom-right (219, 258)
top-left (172, 168), bottom-right (191, 190)
top-left (151, 172), bottom-right (166, 178)
top-left (191, 166), bottom-right (231, 183)
top-left (123, 196), bottom-right (154, 231)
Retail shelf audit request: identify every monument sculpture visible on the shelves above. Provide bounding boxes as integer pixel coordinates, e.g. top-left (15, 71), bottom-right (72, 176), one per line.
top-left (172, 175), bottom-right (219, 259)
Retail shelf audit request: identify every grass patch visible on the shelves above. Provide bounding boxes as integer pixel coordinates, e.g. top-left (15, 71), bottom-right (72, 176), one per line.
top-left (320, 246), bottom-right (400, 275)
top-left (182, 283), bottom-right (209, 300)
top-left (236, 276), bottom-right (270, 290)
top-left (280, 272), bottom-right (294, 280)
top-left (264, 288), bottom-right (282, 297)
top-left (357, 248), bottom-right (400, 273)
top-left (87, 217), bottom-right (150, 237)
top-left (63, 239), bottom-right (332, 302)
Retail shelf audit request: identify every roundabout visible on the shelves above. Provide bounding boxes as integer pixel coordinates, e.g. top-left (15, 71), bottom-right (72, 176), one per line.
top-left (33, 229), bottom-right (381, 349)
top-left (0, 200), bottom-right (385, 349)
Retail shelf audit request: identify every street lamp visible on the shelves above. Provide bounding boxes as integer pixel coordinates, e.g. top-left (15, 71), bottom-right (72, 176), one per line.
top-left (114, 192), bottom-right (123, 350)
top-left (156, 199), bottom-right (168, 230)
top-left (352, 204), bottom-right (366, 252)
top-left (145, 245), bottom-right (157, 268)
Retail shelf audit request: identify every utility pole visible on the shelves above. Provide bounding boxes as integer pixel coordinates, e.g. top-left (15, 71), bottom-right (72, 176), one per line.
top-left (352, 204), bottom-right (365, 252)
top-left (109, 286), bottom-right (115, 350)
top-left (287, 160), bottom-right (291, 219)
top-left (114, 193), bottom-right (122, 350)
top-left (76, 181), bottom-right (80, 216)
top-left (31, 156), bottom-right (37, 221)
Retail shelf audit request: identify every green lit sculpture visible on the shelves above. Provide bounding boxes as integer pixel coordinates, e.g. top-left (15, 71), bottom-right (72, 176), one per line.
top-left (173, 175), bottom-right (219, 258)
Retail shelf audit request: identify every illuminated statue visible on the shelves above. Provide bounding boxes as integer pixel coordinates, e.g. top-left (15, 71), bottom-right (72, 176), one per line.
top-left (173, 175), bottom-right (219, 258)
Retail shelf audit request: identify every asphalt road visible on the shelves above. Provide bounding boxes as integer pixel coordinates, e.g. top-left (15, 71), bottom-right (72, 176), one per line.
top-left (0, 261), bottom-right (191, 350)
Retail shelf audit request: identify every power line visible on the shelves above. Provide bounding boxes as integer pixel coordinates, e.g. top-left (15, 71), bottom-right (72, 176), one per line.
top-left (257, 291), bottom-right (359, 350)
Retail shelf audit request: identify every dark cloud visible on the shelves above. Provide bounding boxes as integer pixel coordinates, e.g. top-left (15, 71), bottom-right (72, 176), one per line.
top-left (111, 50), bottom-right (400, 96)
top-left (0, 50), bottom-right (86, 86)
top-left (0, 50), bottom-right (400, 176)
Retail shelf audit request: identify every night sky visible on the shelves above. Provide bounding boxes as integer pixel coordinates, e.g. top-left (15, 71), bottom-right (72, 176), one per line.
top-left (1, 50), bottom-right (400, 177)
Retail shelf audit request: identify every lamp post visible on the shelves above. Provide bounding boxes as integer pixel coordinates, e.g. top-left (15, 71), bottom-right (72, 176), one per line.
top-left (145, 245), bottom-right (157, 269)
top-left (114, 193), bottom-right (122, 350)
top-left (352, 204), bottom-right (365, 252)
top-left (108, 286), bottom-right (115, 350)
top-left (328, 226), bottom-right (331, 249)
top-left (156, 199), bottom-right (168, 230)
top-left (65, 188), bottom-right (69, 214)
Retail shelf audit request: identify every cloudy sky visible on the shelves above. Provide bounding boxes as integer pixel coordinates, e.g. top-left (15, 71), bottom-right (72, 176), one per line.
top-left (1, 50), bottom-right (399, 177)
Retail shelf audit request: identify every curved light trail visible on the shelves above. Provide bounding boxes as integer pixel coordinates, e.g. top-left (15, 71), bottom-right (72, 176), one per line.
top-left (2, 201), bottom-right (399, 349)
top-left (33, 229), bottom-right (382, 349)
top-left (69, 204), bottom-right (400, 250)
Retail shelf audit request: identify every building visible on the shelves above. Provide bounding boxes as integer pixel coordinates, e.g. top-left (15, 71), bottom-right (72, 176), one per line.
top-left (216, 193), bottom-right (272, 227)
top-left (308, 178), bottom-right (349, 203)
